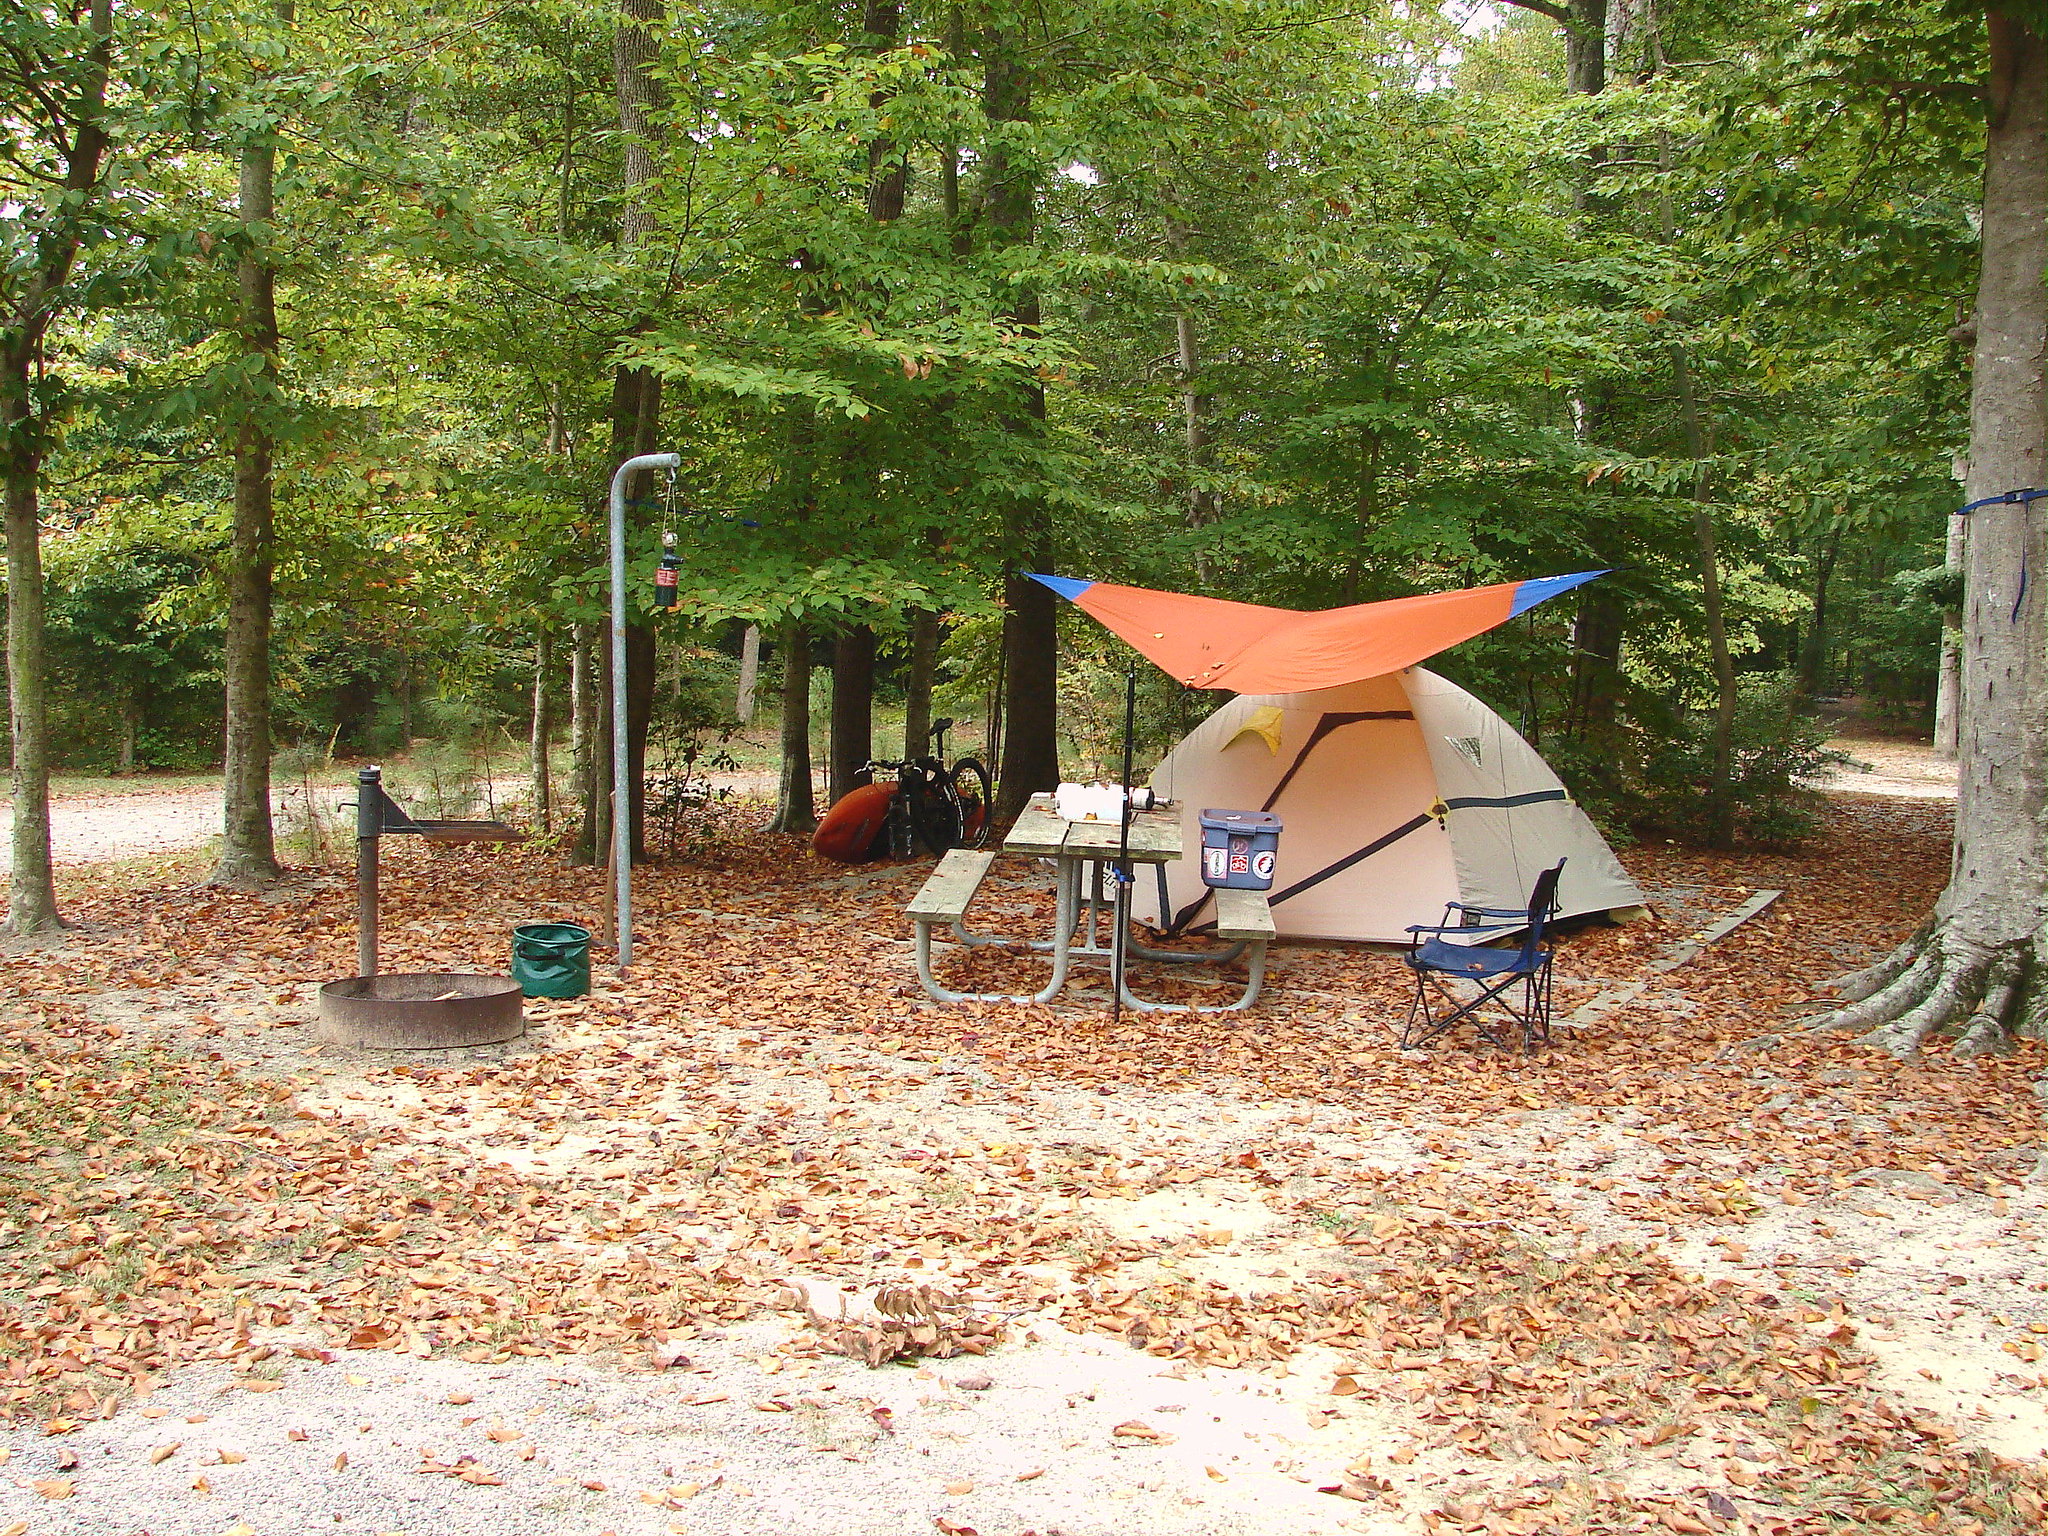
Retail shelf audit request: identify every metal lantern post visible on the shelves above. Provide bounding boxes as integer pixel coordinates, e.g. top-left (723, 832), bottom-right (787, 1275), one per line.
top-left (609, 450), bottom-right (681, 976)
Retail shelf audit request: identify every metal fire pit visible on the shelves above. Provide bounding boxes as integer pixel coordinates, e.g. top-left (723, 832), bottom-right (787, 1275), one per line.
top-left (316, 973), bottom-right (524, 1050)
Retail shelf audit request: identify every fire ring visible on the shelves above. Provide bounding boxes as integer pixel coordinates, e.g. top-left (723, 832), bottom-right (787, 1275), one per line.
top-left (316, 974), bottom-right (524, 1050)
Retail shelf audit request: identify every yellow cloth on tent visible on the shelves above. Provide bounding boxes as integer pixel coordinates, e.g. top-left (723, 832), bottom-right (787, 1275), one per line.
top-left (1225, 705), bottom-right (1285, 756)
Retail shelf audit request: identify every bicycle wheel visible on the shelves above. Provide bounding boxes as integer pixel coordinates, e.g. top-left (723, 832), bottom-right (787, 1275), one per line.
top-left (949, 758), bottom-right (993, 848)
top-left (901, 770), bottom-right (960, 858)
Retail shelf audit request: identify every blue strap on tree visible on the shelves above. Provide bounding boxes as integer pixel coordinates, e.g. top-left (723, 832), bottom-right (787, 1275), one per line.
top-left (1953, 487), bottom-right (2044, 623)
top-left (1956, 486), bottom-right (2048, 514)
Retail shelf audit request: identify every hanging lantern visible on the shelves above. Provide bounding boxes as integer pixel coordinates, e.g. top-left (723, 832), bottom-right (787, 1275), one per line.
top-left (654, 531), bottom-right (680, 609)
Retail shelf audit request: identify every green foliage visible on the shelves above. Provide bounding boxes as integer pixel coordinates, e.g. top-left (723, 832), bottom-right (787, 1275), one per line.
top-left (41, 522), bottom-right (222, 770)
top-left (10, 0), bottom-right (1988, 852)
top-left (1627, 677), bottom-right (1847, 849)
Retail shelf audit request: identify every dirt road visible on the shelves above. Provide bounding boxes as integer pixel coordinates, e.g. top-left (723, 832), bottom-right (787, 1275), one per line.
top-left (0, 785), bottom-right (222, 867)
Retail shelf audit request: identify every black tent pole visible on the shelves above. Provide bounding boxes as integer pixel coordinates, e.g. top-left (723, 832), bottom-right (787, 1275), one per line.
top-left (1112, 666), bottom-right (1137, 1025)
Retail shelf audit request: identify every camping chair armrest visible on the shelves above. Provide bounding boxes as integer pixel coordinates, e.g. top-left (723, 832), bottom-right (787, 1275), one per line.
top-left (1446, 903), bottom-right (1539, 920)
top-left (1405, 920), bottom-right (1524, 940)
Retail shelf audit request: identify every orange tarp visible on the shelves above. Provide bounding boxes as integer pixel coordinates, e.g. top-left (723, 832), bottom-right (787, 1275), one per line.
top-left (1055, 578), bottom-right (1528, 692)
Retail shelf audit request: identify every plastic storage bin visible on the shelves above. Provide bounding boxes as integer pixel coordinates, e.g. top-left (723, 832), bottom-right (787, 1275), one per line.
top-left (1199, 810), bottom-right (1283, 890)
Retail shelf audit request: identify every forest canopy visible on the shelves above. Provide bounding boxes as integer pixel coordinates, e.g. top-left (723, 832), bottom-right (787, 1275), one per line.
top-left (0, 0), bottom-right (1999, 869)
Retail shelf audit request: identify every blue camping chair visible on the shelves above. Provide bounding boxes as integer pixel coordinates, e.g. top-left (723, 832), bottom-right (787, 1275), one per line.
top-left (1400, 860), bottom-right (1565, 1052)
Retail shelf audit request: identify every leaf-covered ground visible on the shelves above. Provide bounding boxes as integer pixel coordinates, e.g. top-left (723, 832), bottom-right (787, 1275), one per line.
top-left (0, 795), bottom-right (2042, 1535)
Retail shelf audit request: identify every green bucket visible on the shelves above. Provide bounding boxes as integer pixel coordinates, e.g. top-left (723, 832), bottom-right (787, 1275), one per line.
top-left (511, 922), bottom-right (592, 999)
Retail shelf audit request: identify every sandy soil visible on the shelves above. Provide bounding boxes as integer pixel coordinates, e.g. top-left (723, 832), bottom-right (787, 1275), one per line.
top-left (0, 765), bottom-right (795, 870)
top-left (0, 787), bottom-right (222, 867)
top-left (0, 793), bottom-right (2041, 1536)
top-left (1818, 735), bottom-right (1959, 799)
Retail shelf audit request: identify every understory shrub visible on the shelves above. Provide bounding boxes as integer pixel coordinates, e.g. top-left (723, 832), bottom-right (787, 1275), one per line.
top-left (1628, 675), bottom-right (1844, 847)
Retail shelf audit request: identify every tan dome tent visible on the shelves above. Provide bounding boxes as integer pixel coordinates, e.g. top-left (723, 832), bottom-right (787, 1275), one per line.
top-left (1133, 668), bottom-right (1644, 945)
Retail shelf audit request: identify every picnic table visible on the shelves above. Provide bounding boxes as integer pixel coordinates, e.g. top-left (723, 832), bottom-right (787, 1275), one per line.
top-left (909, 793), bottom-right (1274, 1012)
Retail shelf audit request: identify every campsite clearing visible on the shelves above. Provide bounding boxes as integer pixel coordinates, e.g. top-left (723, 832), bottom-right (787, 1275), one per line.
top-left (0, 792), bottom-right (2041, 1535)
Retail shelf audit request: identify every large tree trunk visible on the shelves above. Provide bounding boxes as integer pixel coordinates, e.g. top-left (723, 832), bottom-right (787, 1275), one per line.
top-left (829, 626), bottom-right (876, 804)
top-left (213, 124), bottom-right (284, 888)
top-left (2, 0), bottom-right (114, 933)
top-left (903, 608), bottom-right (939, 758)
top-left (1814, 11), bottom-right (2048, 1058)
top-left (2, 395), bottom-right (60, 934)
top-left (1566, 0), bottom-right (1606, 95)
top-left (982, 26), bottom-right (1059, 818)
top-left (611, 0), bottom-right (666, 864)
top-left (770, 621), bottom-right (816, 834)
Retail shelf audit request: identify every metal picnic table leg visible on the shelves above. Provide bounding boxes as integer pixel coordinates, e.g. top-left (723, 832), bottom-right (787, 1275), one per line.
top-left (1117, 936), bottom-right (1270, 1014)
top-left (914, 855), bottom-right (1081, 1005)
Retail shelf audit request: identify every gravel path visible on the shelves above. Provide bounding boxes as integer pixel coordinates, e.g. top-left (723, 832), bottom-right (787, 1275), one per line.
top-left (0, 787), bottom-right (222, 867)
top-left (0, 1320), bottom-right (1382, 1536)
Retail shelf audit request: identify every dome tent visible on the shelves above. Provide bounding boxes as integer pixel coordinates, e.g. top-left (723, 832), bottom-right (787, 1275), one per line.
top-left (1132, 668), bottom-right (1644, 945)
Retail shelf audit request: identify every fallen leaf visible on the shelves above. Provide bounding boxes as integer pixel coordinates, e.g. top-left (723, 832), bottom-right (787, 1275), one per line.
top-left (32, 1478), bottom-right (74, 1499)
top-left (150, 1442), bottom-right (181, 1464)
top-left (944, 1478), bottom-right (975, 1494)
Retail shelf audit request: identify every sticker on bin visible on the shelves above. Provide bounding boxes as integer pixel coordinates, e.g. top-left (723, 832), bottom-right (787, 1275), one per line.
top-left (1198, 809), bottom-right (1283, 892)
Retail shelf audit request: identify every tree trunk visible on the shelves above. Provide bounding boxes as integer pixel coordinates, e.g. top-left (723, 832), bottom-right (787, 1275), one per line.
top-left (2, 395), bottom-right (60, 933)
top-left (829, 626), bottom-right (876, 804)
top-left (1, 0), bottom-right (111, 932)
top-left (1813, 11), bottom-right (2048, 1058)
top-left (982, 25), bottom-right (1059, 818)
top-left (769, 620), bottom-right (816, 834)
top-left (1796, 527), bottom-right (1842, 699)
top-left (1934, 512), bottom-right (1966, 757)
top-left (1560, 1), bottom-right (1623, 745)
top-left (1671, 344), bottom-right (1738, 850)
top-left (569, 620), bottom-right (600, 864)
top-left (591, 632), bottom-right (614, 865)
top-left (612, 0), bottom-right (666, 864)
top-left (531, 629), bottom-right (553, 833)
top-left (213, 124), bottom-right (284, 888)
top-left (1167, 218), bottom-right (1219, 532)
top-left (118, 694), bottom-right (138, 773)
top-left (736, 623), bottom-right (761, 723)
top-left (903, 608), bottom-right (939, 758)
top-left (1565, 0), bottom-right (1606, 95)
top-left (626, 622), bottom-right (656, 860)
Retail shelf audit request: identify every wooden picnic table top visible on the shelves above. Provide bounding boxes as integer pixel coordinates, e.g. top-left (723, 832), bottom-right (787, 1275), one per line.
top-left (1003, 793), bottom-right (1182, 862)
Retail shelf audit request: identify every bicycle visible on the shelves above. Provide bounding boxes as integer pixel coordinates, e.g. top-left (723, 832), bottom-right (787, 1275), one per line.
top-left (811, 717), bottom-right (993, 863)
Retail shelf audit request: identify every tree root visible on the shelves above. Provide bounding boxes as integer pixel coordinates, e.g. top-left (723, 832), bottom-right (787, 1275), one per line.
top-left (1807, 927), bottom-right (2036, 1061)
top-left (1828, 916), bottom-right (1934, 1003)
